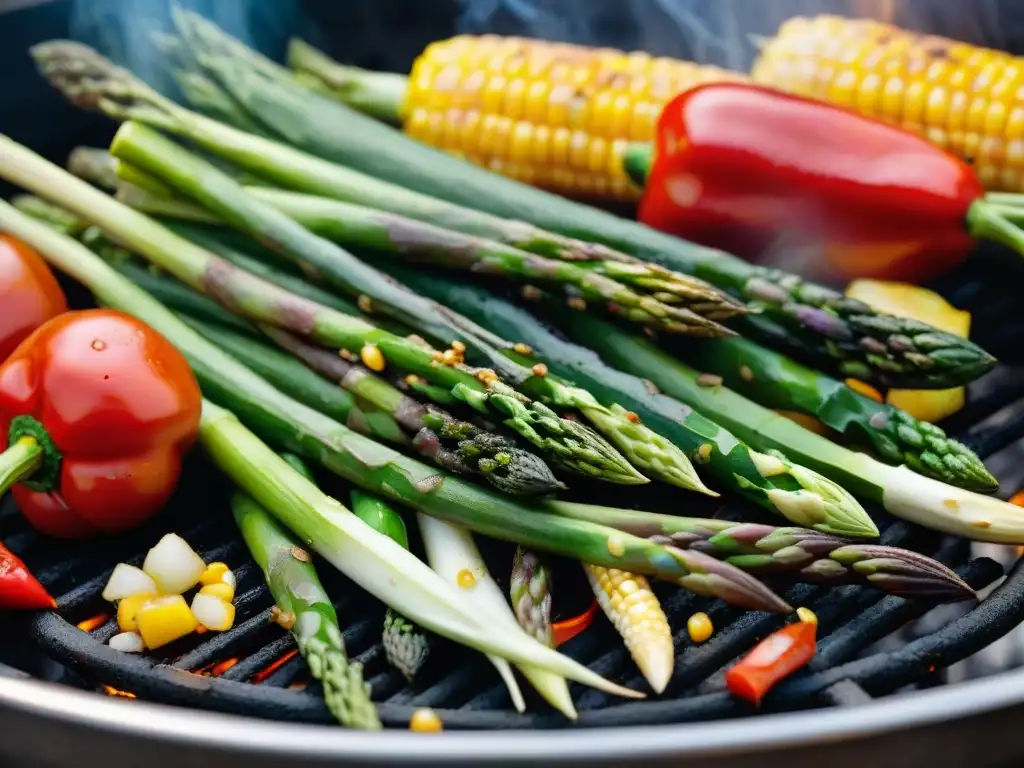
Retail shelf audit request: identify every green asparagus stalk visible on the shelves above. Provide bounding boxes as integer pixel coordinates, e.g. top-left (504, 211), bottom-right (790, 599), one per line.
top-left (106, 259), bottom-right (563, 495)
top-left (510, 546), bottom-right (554, 647)
top-left (674, 335), bottom-right (997, 493)
top-left (155, 191), bottom-right (736, 338)
top-left (381, 268), bottom-right (877, 538)
top-left (232, 455), bottom-right (380, 728)
top-left (140, 209), bottom-right (708, 494)
top-left (149, 17), bottom-right (994, 390)
top-left (177, 313), bottom-right (563, 496)
top-left (548, 501), bottom-right (975, 601)
top-left (349, 491), bottom-right (429, 682)
top-left (554, 310), bottom-right (1024, 544)
top-left (0, 181), bottom-right (790, 613)
top-left (17, 194), bottom-right (558, 491)
top-left (4, 129), bottom-right (640, 487)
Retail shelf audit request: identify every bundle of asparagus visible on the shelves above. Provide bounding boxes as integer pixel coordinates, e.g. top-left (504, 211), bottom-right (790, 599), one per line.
top-left (37, 10), bottom-right (996, 391)
top-left (1, 132), bottom-right (995, 718)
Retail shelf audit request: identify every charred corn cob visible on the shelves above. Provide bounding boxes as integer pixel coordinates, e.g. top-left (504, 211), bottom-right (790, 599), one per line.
top-left (584, 564), bottom-right (674, 693)
top-left (752, 15), bottom-right (1024, 192)
top-left (288, 37), bottom-right (745, 202)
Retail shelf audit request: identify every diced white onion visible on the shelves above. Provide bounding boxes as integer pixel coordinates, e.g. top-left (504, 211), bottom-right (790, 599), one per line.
top-left (190, 593), bottom-right (236, 632)
top-left (109, 631), bottom-right (145, 653)
top-left (101, 564), bottom-right (159, 602)
top-left (142, 534), bottom-right (207, 595)
top-left (222, 569), bottom-right (236, 589)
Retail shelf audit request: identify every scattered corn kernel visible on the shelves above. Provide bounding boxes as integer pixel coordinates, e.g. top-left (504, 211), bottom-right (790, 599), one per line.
top-left (624, 410), bottom-right (640, 423)
top-left (531, 363), bottom-right (548, 377)
top-left (199, 582), bottom-right (235, 603)
top-left (357, 294), bottom-right (374, 313)
top-left (135, 595), bottom-right (199, 650)
top-left (739, 365), bottom-right (755, 382)
top-left (513, 342), bottom-right (533, 356)
top-left (567, 296), bottom-right (587, 311)
top-left (410, 707), bottom-right (443, 733)
top-left (117, 592), bottom-right (158, 634)
top-left (451, 340), bottom-right (466, 354)
top-left (456, 568), bottom-right (476, 589)
top-left (796, 607), bottom-right (818, 626)
top-left (695, 373), bottom-right (723, 388)
top-left (199, 562), bottom-right (230, 587)
top-left (687, 612), bottom-right (714, 643)
top-left (360, 344), bottom-right (386, 372)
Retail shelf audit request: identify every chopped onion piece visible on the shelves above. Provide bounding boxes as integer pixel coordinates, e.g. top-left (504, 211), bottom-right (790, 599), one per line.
top-left (190, 593), bottom-right (236, 632)
top-left (142, 534), bottom-right (207, 595)
top-left (222, 569), bottom-right (237, 590)
top-left (109, 631), bottom-right (145, 653)
top-left (102, 563), bottom-right (159, 602)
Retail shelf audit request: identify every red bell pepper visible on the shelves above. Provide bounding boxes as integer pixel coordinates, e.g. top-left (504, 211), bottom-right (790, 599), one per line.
top-left (0, 542), bottom-right (55, 610)
top-left (638, 83), bottom-right (1024, 283)
top-left (0, 235), bottom-right (67, 361)
top-left (552, 601), bottom-right (598, 646)
top-left (0, 309), bottom-right (202, 538)
top-left (725, 620), bottom-right (817, 706)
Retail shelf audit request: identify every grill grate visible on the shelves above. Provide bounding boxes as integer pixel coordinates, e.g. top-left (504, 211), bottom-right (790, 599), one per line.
top-left (5, 262), bottom-right (1024, 730)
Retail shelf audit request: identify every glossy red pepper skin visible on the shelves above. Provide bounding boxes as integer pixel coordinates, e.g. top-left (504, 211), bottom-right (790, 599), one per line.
top-left (0, 236), bottom-right (67, 361)
top-left (639, 83), bottom-right (984, 283)
top-left (0, 542), bottom-right (55, 610)
top-left (725, 621), bottom-right (817, 706)
top-left (0, 310), bottom-right (202, 538)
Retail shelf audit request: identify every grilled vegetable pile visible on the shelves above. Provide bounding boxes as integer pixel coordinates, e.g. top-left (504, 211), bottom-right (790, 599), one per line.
top-left (0, 10), bottom-right (1018, 726)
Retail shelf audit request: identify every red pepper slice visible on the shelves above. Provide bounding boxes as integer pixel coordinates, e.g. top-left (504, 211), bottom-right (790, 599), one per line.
top-left (725, 621), bottom-right (817, 706)
top-left (553, 601), bottom-right (597, 646)
top-left (0, 542), bottom-right (55, 610)
top-left (0, 309), bottom-right (202, 538)
top-left (0, 235), bottom-right (67, 361)
top-left (638, 83), bottom-right (1024, 283)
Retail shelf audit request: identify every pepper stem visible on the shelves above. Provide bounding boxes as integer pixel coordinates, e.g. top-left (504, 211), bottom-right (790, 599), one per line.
top-left (622, 143), bottom-right (653, 189)
top-left (966, 200), bottom-right (1024, 256)
top-left (0, 438), bottom-right (44, 498)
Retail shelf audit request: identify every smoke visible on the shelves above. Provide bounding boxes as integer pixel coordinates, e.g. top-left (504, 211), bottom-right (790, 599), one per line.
top-left (456, 0), bottom-right (1010, 68)
top-left (68, 0), bottom-right (302, 93)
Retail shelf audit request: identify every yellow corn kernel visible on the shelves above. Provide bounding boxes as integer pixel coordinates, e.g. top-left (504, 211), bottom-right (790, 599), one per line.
top-left (199, 582), bottom-right (235, 603)
top-left (584, 564), bottom-right (674, 693)
top-left (135, 595), bottom-right (199, 650)
top-left (752, 15), bottom-right (1024, 192)
top-left (410, 708), bottom-right (443, 733)
top-left (199, 562), bottom-right (229, 586)
top-left (117, 593), bottom-right (159, 634)
top-left (360, 344), bottom-right (386, 372)
top-left (687, 611), bottom-right (714, 643)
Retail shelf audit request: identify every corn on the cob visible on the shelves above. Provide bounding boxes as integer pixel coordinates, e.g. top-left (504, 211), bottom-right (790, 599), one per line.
top-left (584, 564), bottom-right (674, 693)
top-left (752, 15), bottom-right (1024, 192)
top-left (288, 37), bottom-right (745, 202)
